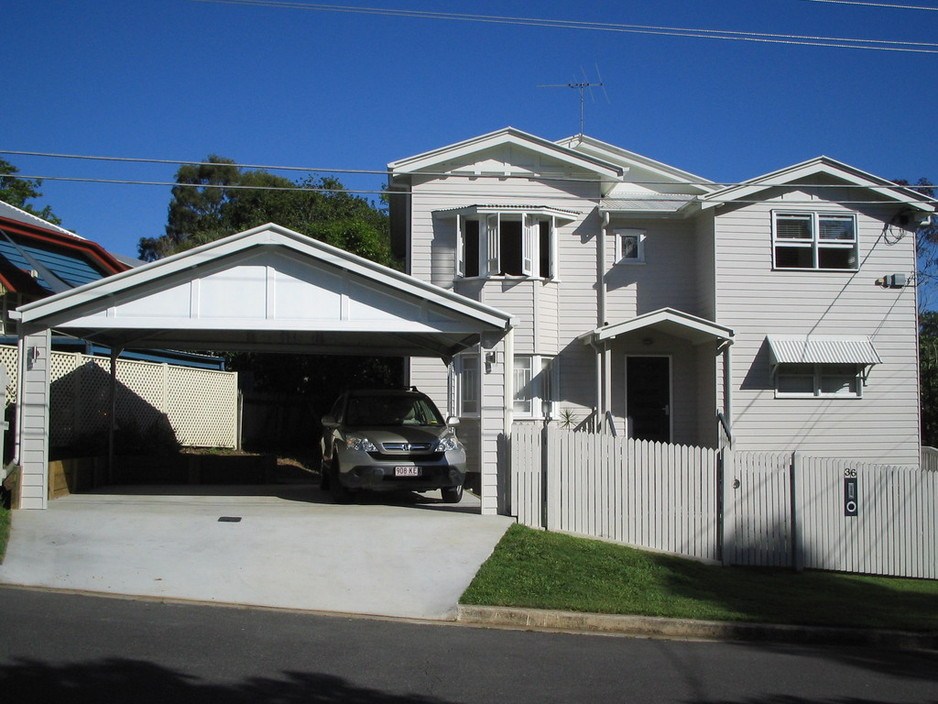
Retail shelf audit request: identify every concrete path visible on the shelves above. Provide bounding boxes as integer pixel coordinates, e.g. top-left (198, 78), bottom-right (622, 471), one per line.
top-left (0, 483), bottom-right (514, 620)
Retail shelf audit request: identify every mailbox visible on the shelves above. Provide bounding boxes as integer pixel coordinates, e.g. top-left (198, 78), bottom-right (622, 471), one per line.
top-left (844, 476), bottom-right (858, 517)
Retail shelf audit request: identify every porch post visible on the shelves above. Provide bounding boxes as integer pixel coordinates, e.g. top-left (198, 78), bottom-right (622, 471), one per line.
top-left (480, 328), bottom-right (511, 515)
top-left (722, 341), bottom-right (733, 446)
top-left (16, 328), bottom-right (52, 509)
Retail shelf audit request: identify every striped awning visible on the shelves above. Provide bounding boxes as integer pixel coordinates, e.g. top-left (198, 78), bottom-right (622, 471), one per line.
top-left (766, 336), bottom-right (881, 366)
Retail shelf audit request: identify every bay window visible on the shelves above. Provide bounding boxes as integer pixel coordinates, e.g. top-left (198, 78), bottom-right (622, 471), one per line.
top-left (448, 205), bottom-right (576, 280)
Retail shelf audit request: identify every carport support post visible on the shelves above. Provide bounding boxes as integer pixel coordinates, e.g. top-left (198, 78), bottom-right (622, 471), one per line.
top-left (479, 329), bottom-right (512, 516)
top-left (15, 328), bottom-right (52, 509)
top-left (107, 347), bottom-right (122, 484)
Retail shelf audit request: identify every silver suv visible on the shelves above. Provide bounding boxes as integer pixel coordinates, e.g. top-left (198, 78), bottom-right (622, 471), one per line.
top-left (319, 389), bottom-right (466, 503)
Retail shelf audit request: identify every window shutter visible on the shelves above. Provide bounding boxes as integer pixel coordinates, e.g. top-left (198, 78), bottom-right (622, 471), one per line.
top-left (486, 214), bottom-right (500, 275)
top-left (455, 214), bottom-right (465, 277)
top-left (522, 214), bottom-right (536, 276)
top-left (549, 217), bottom-right (558, 278)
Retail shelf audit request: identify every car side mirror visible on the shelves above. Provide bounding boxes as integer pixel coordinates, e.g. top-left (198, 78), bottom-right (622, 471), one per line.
top-left (321, 414), bottom-right (336, 427)
top-left (446, 416), bottom-right (460, 427)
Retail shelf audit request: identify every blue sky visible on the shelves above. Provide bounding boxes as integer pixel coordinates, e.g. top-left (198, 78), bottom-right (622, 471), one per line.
top-left (4, 0), bottom-right (936, 258)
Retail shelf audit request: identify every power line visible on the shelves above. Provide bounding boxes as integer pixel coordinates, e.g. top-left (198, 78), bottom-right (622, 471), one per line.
top-left (794, 0), bottom-right (938, 10)
top-left (181, 0), bottom-right (938, 54)
top-left (0, 150), bottom-right (387, 177)
top-left (3, 151), bottom-right (934, 191)
top-left (6, 174), bottom-right (934, 203)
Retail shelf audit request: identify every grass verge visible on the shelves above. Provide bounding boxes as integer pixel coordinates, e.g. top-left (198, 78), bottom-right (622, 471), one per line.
top-left (461, 524), bottom-right (938, 632)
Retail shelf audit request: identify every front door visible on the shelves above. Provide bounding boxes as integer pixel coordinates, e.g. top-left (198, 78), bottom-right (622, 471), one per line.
top-left (626, 356), bottom-right (671, 443)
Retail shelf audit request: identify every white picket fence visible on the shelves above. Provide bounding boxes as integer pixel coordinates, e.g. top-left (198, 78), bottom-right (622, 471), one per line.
top-left (510, 424), bottom-right (720, 562)
top-left (509, 424), bottom-right (938, 578)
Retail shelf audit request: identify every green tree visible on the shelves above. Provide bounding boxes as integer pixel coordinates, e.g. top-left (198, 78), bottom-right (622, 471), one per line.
top-left (0, 158), bottom-right (62, 225)
top-left (138, 157), bottom-right (393, 267)
top-left (921, 312), bottom-right (938, 447)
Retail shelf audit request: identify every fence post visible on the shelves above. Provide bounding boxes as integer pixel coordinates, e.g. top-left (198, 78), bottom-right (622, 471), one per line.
top-left (720, 447), bottom-right (735, 565)
top-left (790, 451), bottom-right (804, 572)
top-left (540, 422), bottom-right (550, 529)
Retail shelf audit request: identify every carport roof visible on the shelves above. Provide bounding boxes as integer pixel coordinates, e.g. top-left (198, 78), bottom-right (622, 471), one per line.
top-left (11, 223), bottom-right (514, 359)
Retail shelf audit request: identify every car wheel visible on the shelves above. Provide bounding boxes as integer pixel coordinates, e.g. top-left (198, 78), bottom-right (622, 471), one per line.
top-left (441, 483), bottom-right (463, 504)
top-left (329, 461), bottom-right (353, 504)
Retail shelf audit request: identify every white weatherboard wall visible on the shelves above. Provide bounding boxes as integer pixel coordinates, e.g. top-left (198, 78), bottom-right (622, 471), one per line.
top-left (714, 194), bottom-right (920, 464)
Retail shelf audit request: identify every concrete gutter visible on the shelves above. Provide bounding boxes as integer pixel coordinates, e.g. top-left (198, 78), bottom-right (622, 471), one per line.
top-left (457, 605), bottom-right (938, 651)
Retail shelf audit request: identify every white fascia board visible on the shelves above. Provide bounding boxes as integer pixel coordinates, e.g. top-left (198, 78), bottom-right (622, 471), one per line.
top-left (580, 308), bottom-right (734, 345)
top-left (387, 126), bottom-right (623, 179)
top-left (556, 134), bottom-right (717, 193)
top-left (14, 223), bottom-right (515, 332)
top-left (700, 157), bottom-right (936, 212)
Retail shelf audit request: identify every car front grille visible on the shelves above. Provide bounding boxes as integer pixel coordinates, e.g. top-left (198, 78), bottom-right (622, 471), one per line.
top-left (380, 442), bottom-right (434, 453)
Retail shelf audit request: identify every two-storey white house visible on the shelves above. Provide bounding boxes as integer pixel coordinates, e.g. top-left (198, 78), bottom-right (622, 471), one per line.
top-left (388, 127), bottom-right (935, 475)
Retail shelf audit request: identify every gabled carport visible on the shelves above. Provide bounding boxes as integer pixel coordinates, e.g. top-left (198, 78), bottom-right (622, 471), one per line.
top-left (11, 223), bottom-right (514, 513)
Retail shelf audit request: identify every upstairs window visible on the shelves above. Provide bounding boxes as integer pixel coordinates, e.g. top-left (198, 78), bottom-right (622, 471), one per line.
top-left (773, 212), bottom-right (858, 270)
top-left (614, 228), bottom-right (646, 264)
top-left (450, 207), bottom-right (575, 280)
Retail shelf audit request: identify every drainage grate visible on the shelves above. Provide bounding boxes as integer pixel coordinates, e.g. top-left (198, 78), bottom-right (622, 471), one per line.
top-left (218, 516), bottom-right (242, 523)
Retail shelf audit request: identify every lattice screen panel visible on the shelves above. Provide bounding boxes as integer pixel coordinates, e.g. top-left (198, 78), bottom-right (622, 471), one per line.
top-left (166, 366), bottom-right (238, 447)
top-left (1, 345), bottom-right (238, 449)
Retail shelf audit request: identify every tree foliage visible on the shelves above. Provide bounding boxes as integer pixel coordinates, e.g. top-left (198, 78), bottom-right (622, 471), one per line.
top-left (921, 312), bottom-right (938, 447)
top-left (0, 158), bottom-right (62, 225)
top-left (138, 156), bottom-right (393, 266)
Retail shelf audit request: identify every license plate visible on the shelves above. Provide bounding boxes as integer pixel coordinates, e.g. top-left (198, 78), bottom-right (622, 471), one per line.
top-left (394, 466), bottom-right (420, 477)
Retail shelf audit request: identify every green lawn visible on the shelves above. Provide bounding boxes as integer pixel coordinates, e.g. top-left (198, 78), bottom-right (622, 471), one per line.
top-left (461, 524), bottom-right (938, 632)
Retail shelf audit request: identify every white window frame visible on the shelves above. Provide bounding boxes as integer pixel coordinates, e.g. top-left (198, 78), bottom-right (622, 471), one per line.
top-left (614, 228), bottom-right (646, 264)
top-left (456, 211), bottom-right (558, 280)
top-left (772, 211), bottom-right (858, 271)
top-left (513, 354), bottom-right (558, 419)
top-left (455, 353), bottom-right (481, 417)
top-left (774, 363), bottom-right (863, 398)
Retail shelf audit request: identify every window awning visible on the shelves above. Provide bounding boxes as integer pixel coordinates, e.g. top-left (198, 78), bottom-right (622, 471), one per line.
top-left (433, 204), bottom-right (579, 222)
top-left (766, 335), bottom-right (881, 366)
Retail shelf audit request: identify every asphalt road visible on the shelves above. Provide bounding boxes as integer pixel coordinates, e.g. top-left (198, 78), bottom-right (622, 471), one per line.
top-left (1, 586), bottom-right (936, 704)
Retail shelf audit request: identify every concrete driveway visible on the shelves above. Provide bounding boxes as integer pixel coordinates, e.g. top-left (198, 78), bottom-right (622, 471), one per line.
top-left (0, 481), bottom-right (514, 620)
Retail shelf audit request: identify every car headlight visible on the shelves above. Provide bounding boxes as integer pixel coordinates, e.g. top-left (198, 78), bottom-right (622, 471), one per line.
top-left (346, 435), bottom-right (378, 452)
top-left (436, 434), bottom-right (461, 452)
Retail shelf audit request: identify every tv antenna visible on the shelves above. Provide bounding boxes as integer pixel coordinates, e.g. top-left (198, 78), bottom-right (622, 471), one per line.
top-left (539, 67), bottom-right (609, 135)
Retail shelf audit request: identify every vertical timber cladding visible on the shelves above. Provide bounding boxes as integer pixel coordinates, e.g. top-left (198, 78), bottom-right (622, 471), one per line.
top-left (17, 330), bottom-right (52, 509)
top-left (479, 328), bottom-right (511, 515)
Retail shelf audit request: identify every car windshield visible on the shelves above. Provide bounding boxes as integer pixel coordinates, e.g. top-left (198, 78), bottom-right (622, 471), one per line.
top-left (345, 395), bottom-right (445, 427)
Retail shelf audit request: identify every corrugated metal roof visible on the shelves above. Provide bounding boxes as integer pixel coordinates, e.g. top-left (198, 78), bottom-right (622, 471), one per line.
top-left (767, 336), bottom-right (881, 365)
top-left (0, 237), bottom-right (107, 293)
top-left (601, 194), bottom-right (694, 212)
